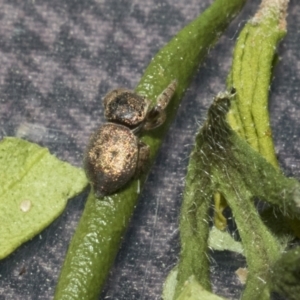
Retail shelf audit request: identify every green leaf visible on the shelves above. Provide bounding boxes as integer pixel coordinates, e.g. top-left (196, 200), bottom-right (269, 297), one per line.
top-left (163, 266), bottom-right (179, 300)
top-left (163, 269), bottom-right (227, 300)
top-left (208, 226), bottom-right (243, 254)
top-left (176, 276), bottom-right (227, 300)
top-left (0, 137), bottom-right (88, 260)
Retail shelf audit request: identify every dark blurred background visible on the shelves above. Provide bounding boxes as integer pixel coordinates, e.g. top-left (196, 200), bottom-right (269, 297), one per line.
top-left (0, 0), bottom-right (299, 299)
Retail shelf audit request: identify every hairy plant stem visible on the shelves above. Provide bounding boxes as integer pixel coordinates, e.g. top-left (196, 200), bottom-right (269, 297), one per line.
top-left (176, 88), bottom-right (300, 299)
top-left (227, 0), bottom-right (288, 167)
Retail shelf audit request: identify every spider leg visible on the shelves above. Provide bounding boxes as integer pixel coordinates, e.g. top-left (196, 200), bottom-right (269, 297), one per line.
top-left (142, 80), bottom-right (177, 131)
top-left (135, 141), bottom-right (150, 176)
top-left (155, 79), bottom-right (177, 110)
top-left (143, 108), bottom-right (166, 131)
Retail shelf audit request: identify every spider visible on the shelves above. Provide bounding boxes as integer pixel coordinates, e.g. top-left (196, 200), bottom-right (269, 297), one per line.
top-left (84, 80), bottom-right (177, 197)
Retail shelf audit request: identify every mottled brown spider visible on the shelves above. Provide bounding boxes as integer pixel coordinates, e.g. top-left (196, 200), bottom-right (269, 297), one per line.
top-left (84, 80), bottom-right (177, 197)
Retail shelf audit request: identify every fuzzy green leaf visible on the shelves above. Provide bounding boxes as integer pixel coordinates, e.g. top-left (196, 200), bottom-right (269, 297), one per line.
top-left (0, 137), bottom-right (88, 260)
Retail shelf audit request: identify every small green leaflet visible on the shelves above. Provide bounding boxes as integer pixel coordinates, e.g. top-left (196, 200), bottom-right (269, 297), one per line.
top-left (0, 137), bottom-right (88, 259)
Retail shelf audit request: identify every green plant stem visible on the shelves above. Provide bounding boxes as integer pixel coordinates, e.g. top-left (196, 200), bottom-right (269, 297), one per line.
top-left (176, 89), bottom-right (300, 299)
top-left (136, 0), bottom-right (247, 155)
top-left (215, 162), bottom-right (280, 300)
top-left (175, 92), bottom-right (236, 298)
top-left (223, 1), bottom-right (292, 297)
top-left (54, 0), bottom-right (247, 299)
top-left (176, 149), bottom-right (212, 295)
top-left (214, 0), bottom-right (287, 227)
top-left (227, 0), bottom-right (288, 168)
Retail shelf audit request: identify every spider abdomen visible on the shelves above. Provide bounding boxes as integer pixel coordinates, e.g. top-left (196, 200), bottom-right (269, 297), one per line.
top-left (84, 123), bottom-right (139, 196)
